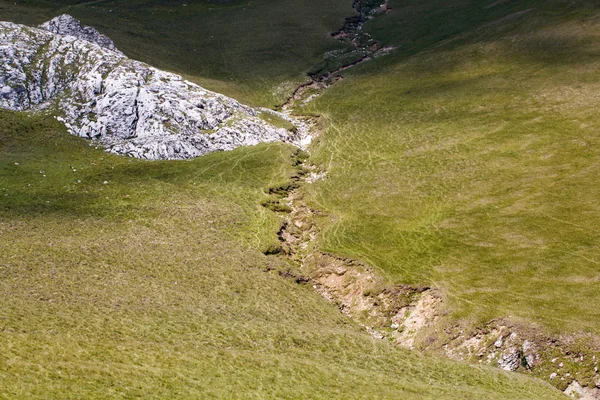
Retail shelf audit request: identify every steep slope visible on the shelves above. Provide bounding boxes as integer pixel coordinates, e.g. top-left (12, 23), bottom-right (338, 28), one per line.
top-left (0, 0), bottom-right (593, 397)
top-left (0, 0), bottom-right (356, 106)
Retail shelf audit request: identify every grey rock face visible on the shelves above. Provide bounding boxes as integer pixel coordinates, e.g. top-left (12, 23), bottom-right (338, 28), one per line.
top-left (39, 14), bottom-right (122, 54)
top-left (0, 19), bottom-right (306, 160)
top-left (498, 349), bottom-right (521, 371)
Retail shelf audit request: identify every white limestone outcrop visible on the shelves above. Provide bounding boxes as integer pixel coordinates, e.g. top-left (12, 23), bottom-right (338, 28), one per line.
top-left (39, 14), bottom-right (122, 54)
top-left (0, 18), bottom-right (306, 160)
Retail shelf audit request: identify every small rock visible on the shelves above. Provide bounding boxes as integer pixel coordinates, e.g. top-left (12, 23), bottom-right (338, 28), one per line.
top-left (494, 336), bottom-right (503, 348)
top-left (550, 373), bottom-right (557, 379)
top-left (524, 354), bottom-right (535, 368)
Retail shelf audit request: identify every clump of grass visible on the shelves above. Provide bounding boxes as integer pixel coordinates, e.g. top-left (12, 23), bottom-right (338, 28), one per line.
top-left (260, 111), bottom-right (297, 132)
top-left (262, 242), bottom-right (283, 255)
top-left (268, 181), bottom-right (300, 196)
top-left (261, 198), bottom-right (292, 213)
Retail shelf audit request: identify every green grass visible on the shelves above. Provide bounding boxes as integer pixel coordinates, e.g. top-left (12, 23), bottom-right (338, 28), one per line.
top-left (0, 111), bottom-right (564, 398)
top-left (1, 0), bottom-right (598, 395)
top-left (260, 111), bottom-right (297, 132)
top-left (0, 0), bottom-right (353, 106)
top-left (302, 0), bottom-right (600, 334)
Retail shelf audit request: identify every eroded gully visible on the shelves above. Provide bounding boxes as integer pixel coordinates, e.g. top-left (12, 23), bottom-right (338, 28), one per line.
top-left (266, 1), bottom-right (600, 397)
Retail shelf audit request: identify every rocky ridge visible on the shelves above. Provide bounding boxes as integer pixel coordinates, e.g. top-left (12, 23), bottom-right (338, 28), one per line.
top-left (39, 14), bottom-right (122, 55)
top-left (0, 18), bottom-right (305, 160)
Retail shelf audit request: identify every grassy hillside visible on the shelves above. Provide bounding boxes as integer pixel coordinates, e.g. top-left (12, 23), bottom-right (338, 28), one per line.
top-left (0, 0), bottom-right (353, 106)
top-left (303, 0), bottom-right (600, 334)
top-left (2, 0), bottom-right (597, 395)
top-left (0, 111), bottom-right (564, 398)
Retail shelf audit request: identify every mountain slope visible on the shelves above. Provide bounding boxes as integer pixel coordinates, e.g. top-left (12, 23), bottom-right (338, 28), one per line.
top-left (0, 110), bottom-right (563, 398)
top-left (298, 0), bottom-right (600, 388)
top-left (0, 0), bottom-right (356, 106)
top-left (0, 0), bottom-right (596, 397)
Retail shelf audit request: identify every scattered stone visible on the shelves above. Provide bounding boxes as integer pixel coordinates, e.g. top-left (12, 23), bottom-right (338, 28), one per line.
top-left (494, 336), bottom-right (503, 348)
top-left (521, 340), bottom-right (538, 369)
top-left (550, 373), bottom-right (557, 379)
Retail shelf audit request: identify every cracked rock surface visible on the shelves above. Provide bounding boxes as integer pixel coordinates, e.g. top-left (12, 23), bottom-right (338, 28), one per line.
top-left (39, 14), bottom-right (122, 54)
top-left (0, 18), bottom-right (305, 160)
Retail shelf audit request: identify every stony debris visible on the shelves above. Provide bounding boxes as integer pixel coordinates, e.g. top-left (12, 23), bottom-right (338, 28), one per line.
top-left (522, 339), bottom-right (538, 369)
top-left (494, 336), bottom-right (504, 348)
top-left (0, 18), bottom-right (306, 160)
top-left (280, 0), bottom-right (395, 110)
